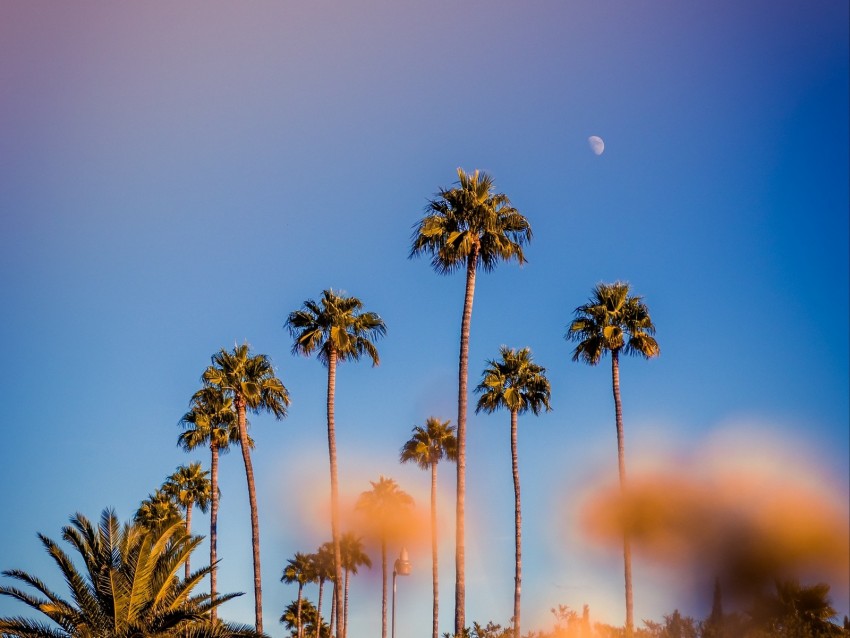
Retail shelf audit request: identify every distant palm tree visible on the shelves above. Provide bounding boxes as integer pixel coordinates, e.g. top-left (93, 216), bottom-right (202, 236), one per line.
top-left (410, 168), bottom-right (532, 635)
top-left (202, 343), bottom-right (291, 634)
top-left (475, 347), bottom-right (551, 638)
top-left (179, 385), bottom-right (246, 623)
top-left (311, 544), bottom-right (335, 637)
top-left (566, 282), bottom-right (659, 635)
top-left (0, 510), bottom-right (258, 638)
top-left (280, 598), bottom-right (330, 638)
top-left (400, 417), bottom-right (457, 638)
top-left (286, 289), bottom-right (386, 638)
top-left (165, 462), bottom-right (213, 580)
top-left (282, 552), bottom-right (317, 638)
top-left (356, 476), bottom-right (414, 638)
top-left (135, 487), bottom-right (182, 530)
top-left (339, 532), bottom-right (372, 638)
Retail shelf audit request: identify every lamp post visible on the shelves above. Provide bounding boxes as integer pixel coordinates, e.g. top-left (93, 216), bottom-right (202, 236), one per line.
top-left (391, 547), bottom-right (411, 638)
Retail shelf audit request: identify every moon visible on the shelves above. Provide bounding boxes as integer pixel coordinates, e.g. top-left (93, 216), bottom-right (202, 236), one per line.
top-left (588, 135), bottom-right (605, 155)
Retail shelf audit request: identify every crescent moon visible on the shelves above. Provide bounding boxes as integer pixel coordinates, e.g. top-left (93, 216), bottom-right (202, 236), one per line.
top-left (588, 135), bottom-right (605, 155)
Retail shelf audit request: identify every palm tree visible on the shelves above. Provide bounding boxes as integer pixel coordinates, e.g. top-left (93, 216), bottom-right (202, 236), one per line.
top-left (179, 386), bottom-right (246, 623)
top-left (282, 552), bottom-right (316, 638)
top-left (286, 289), bottom-right (386, 638)
top-left (356, 476), bottom-right (414, 638)
top-left (475, 347), bottom-right (551, 638)
top-left (566, 282), bottom-right (659, 635)
top-left (165, 462), bottom-right (213, 580)
top-left (399, 418), bottom-right (457, 638)
top-left (339, 532), bottom-right (372, 638)
top-left (202, 343), bottom-right (291, 634)
top-left (410, 168), bottom-right (532, 635)
top-left (311, 544), bottom-right (335, 637)
top-left (0, 510), bottom-right (260, 638)
top-left (135, 487), bottom-right (182, 530)
top-left (280, 598), bottom-right (330, 638)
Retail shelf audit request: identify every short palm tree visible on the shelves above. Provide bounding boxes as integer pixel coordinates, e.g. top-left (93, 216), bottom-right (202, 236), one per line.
top-left (339, 532), bottom-right (372, 638)
top-left (399, 418), bottom-right (457, 638)
top-left (286, 289), bottom-right (386, 638)
top-left (566, 282), bottom-right (659, 635)
top-left (280, 598), bottom-right (329, 638)
top-left (410, 168), bottom-right (532, 635)
top-left (281, 552), bottom-right (316, 638)
top-left (475, 347), bottom-right (551, 638)
top-left (356, 476), bottom-right (414, 638)
top-left (165, 462), bottom-right (213, 580)
top-left (202, 344), bottom-right (291, 634)
top-left (179, 386), bottom-right (246, 623)
top-left (310, 544), bottom-right (335, 637)
top-left (0, 510), bottom-right (259, 638)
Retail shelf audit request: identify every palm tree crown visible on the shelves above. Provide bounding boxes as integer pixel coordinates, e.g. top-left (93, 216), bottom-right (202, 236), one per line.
top-left (178, 386), bottom-right (245, 455)
top-left (166, 462), bottom-right (213, 517)
top-left (409, 168), bottom-right (532, 274)
top-left (286, 289), bottom-right (386, 366)
top-left (400, 417), bottom-right (458, 470)
top-left (475, 346), bottom-right (552, 417)
top-left (566, 282), bottom-right (659, 364)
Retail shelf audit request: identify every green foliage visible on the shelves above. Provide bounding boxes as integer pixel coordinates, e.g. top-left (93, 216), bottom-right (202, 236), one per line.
top-left (475, 346), bottom-right (552, 416)
top-left (178, 386), bottom-right (245, 455)
top-left (165, 462), bottom-right (213, 515)
top-left (399, 417), bottom-right (458, 470)
top-left (280, 598), bottom-right (330, 638)
top-left (0, 510), bottom-right (255, 638)
top-left (202, 343), bottom-right (290, 418)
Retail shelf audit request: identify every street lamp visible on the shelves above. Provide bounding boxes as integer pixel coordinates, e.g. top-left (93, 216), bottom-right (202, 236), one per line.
top-left (391, 547), bottom-right (411, 638)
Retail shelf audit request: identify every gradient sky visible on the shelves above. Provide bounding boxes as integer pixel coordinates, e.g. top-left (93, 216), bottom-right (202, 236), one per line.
top-left (1, 1), bottom-right (848, 636)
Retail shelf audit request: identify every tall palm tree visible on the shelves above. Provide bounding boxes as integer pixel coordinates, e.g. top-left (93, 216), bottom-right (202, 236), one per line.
top-left (165, 462), bottom-right (213, 580)
top-left (566, 282), bottom-right (659, 635)
top-left (0, 510), bottom-right (259, 638)
top-left (202, 344), bottom-right (291, 634)
top-left (475, 347), bottom-right (551, 638)
top-left (286, 290), bottom-right (386, 638)
top-left (339, 532), bottom-right (372, 638)
top-left (410, 168), bottom-right (532, 635)
top-left (282, 552), bottom-right (316, 638)
top-left (355, 476), bottom-right (414, 638)
top-left (179, 386), bottom-right (246, 623)
top-left (399, 418), bottom-right (457, 638)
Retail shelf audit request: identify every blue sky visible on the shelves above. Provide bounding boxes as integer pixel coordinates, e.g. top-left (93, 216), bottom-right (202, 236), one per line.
top-left (1, 1), bottom-right (847, 635)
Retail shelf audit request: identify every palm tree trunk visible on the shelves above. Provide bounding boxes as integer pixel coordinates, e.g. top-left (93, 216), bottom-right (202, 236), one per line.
top-left (510, 409), bottom-right (521, 638)
top-left (455, 247), bottom-right (478, 635)
top-left (236, 396), bottom-right (264, 634)
top-left (296, 584), bottom-right (304, 638)
top-left (611, 350), bottom-right (633, 635)
top-left (326, 348), bottom-right (345, 638)
top-left (343, 568), bottom-right (350, 638)
top-left (330, 581), bottom-right (337, 637)
top-left (185, 502), bottom-right (193, 581)
top-left (431, 461), bottom-right (440, 638)
top-left (210, 442), bottom-right (219, 624)
top-left (317, 579), bottom-right (325, 638)
top-left (381, 537), bottom-right (388, 638)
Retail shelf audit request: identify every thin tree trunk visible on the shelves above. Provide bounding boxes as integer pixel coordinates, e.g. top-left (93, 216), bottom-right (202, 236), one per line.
top-left (236, 396), bottom-right (264, 634)
top-left (330, 581), bottom-right (337, 637)
top-left (510, 410), bottom-right (521, 638)
top-left (431, 462), bottom-right (439, 638)
top-left (326, 349), bottom-right (345, 638)
top-left (317, 579), bottom-right (325, 638)
top-left (381, 537), bottom-right (388, 638)
top-left (343, 568), bottom-right (350, 638)
top-left (611, 350), bottom-right (633, 636)
top-left (185, 501), bottom-right (193, 581)
top-left (210, 442), bottom-right (219, 624)
top-left (296, 584), bottom-right (303, 638)
top-left (455, 247), bottom-right (478, 635)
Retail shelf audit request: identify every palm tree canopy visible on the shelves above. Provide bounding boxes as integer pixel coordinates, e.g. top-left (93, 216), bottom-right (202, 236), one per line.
top-left (339, 533), bottom-right (372, 575)
top-left (475, 346), bottom-right (552, 416)
top-left (285, 289), bottom-right (386, 367)
top-left (281, 552), bottom-right (316, 588)
top-left (178, 386), bottom-right (249, 453)
top-left (135, 488), bottom-right (182, 531)
top-left (202, 343), bottom-right (290, 417)
top-left (399, 417), bottom-right (458, 471)
top-left (0, 510), bottom-right (249, 638)
top-left (409, 168), bottom-right (532, 275)
top-left (311, 544), bottom-right (336, 584)
top-left (355, 477), bottom-right (415, 540)
top-left (165, 462), bottom-right (213, 514)
top-left (566, 281), bottom-right (659, 365)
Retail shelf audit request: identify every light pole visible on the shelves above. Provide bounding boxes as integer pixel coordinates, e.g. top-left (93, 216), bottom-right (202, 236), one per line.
top-left (391, 547), bottom-right (411, 638)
